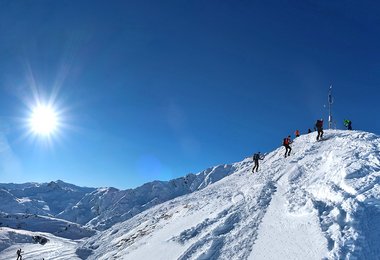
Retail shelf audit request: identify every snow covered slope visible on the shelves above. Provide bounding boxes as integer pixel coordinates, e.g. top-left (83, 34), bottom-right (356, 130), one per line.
top-left (0, 227), bottom-right (86, 259)
top-left (79, 130), bottom-right (380, 260)
top-left (0, 180), bottom-right (95, 216)
top-left (0, 212), bottom-right (95, 239)
top-left (0, 163), bottom-right (236, 235)
top-left (58, 164), bottom-right (237, 230)
top-left (0, 188), bottom-right (48, 215)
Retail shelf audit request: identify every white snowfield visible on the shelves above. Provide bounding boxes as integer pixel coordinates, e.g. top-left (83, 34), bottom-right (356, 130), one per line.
top-left (0, 227), bottom-right (84, 259)
top-left (0, 212), bottom-right (95, 239)
top-left (1, 130), bottom-right (380, 260)
top-left (80, 130), bottom-right (380, 260)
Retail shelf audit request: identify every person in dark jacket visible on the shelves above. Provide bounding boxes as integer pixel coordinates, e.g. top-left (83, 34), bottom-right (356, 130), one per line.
top-left (16, 248), bottom-right (22, 260)
top-left (283, 136), bottom-right (292, 158)
top-left (252, 152), bottom-right (265, 172)
top-left (315, 119), bottom-right (324, 141)
top-left (344, 119), bottom-right (352, 130)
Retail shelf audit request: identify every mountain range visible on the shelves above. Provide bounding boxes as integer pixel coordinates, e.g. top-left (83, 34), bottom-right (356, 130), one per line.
top-left (1, 130), bottom-right (380, 259)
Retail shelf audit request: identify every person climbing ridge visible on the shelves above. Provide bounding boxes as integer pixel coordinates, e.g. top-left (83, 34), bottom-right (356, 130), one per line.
top-left (344, 119), bottom-right (352, 130)
top-left (252, 152), bottom-right (265, 173)
top-left (295, 130), bottom-right (300, 138)
top-left (283, 135), bottom-right (292, 158)
top-left (315, 119), bottom-right (324, 141)
top-left (308, 128), bottom-right (312, 134)
top-left (16, 248), bottom-right (22, 260)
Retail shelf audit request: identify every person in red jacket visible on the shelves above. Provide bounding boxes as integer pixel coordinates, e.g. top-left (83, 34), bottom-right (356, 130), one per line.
top-left (295, 130), bottom-right (300, 138)
top-left (315, 119), bottom-right (324, 141)
top-left (283, 136), bottom-right (292, 158)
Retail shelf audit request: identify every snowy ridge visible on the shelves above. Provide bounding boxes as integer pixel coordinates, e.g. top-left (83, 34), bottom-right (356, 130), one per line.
top-left (0, 188), bottom-right (47, 216)
top-left (79, 130), bottom-right (380, 259)
top-left (58, 163), bottom-right (239, 230)
top-left (0, 180), bottom-right (96, 216)
top-left (0, 212), bottom-right (95, 239)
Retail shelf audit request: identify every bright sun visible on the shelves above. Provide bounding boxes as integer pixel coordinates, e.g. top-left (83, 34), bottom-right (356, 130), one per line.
top-left (29, 105), bottom-right (59, 135)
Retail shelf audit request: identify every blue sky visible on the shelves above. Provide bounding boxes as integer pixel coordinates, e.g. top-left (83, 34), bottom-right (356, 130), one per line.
top-left (0, 1), bottom-right (379, 189)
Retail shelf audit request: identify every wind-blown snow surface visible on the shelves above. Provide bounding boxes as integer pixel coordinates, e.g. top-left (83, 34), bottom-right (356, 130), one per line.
top-left (79, 130), bottom-right (380, 259)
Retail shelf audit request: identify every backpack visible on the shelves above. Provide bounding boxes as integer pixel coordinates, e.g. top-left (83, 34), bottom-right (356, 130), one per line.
top-left (253, 153), bottom-right (259, 160)
top-left (316, 120), bottom-right (323, 128)
top-left (283, 138), bottom-right (289, 145)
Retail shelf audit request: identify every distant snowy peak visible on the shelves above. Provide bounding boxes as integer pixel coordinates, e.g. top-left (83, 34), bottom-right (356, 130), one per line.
top-left (60, 162), bottom-right (244, 230)
top-left (53, 180), bottom-right (96, 193)
top-left (0, 180), bottom-right (96, 216)
top-left (0, 162), bottom-right (243, 231)
top-left (0, 182), bottom-right (39, 191)
top-left (0, 180), bottom-right (95, 193)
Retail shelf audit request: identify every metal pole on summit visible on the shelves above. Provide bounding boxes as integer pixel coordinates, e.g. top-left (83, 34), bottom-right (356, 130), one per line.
top-left (328, 85), bottom-right (333, 129)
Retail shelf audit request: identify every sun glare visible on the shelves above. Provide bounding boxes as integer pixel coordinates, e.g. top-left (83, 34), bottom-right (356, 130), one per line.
top-left (29, 105), bottom-right (59, 135)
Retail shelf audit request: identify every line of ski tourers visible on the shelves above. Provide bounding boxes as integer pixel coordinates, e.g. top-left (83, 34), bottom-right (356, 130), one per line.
top-left (251, 119), bottom-right (353, 173)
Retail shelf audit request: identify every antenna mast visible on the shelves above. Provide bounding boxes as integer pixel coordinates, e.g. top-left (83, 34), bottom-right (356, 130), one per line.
top-left (328, 85), bottom-right (333, 129)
